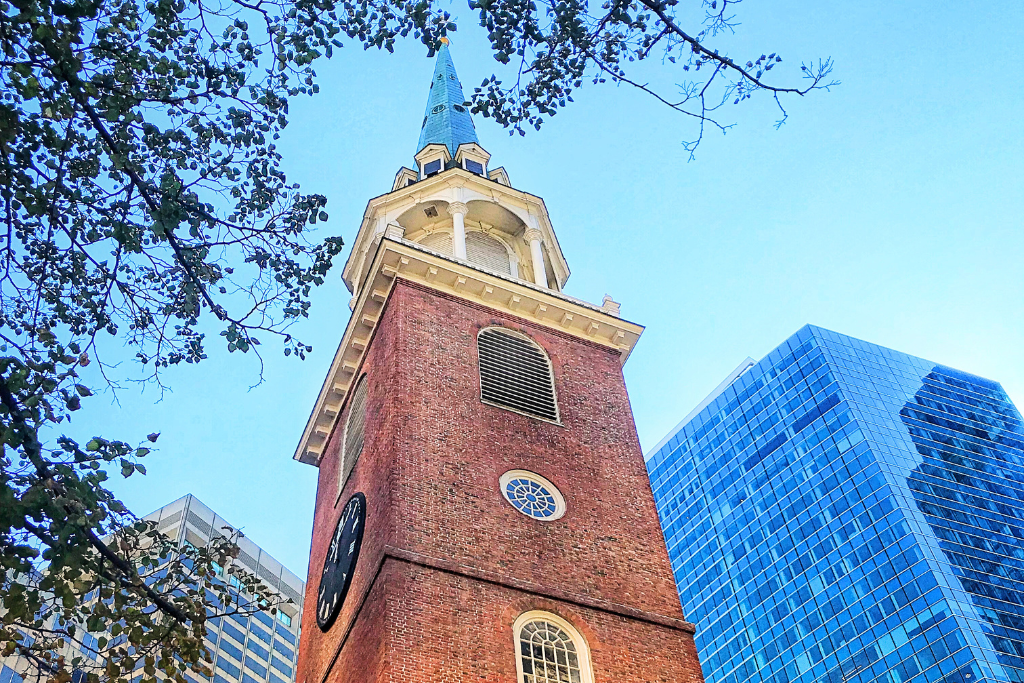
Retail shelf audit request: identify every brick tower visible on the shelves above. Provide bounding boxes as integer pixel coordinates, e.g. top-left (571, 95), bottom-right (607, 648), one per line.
top-left (293, 43), bottom-right (705, 683)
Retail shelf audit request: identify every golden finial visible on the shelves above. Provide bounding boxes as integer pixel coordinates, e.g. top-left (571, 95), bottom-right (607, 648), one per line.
top-left (440, 36), bottom-right (450, 45)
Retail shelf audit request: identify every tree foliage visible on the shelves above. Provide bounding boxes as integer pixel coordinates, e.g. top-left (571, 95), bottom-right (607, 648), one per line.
top-left (0, 0), bottom-right (832, 677)
top-left (0, 0), bottom-right (452, 677)
top-left (469, 0), bottom-right (839, 156)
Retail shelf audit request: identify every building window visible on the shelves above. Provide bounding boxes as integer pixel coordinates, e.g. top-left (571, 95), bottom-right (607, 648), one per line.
top-left (500, 470), bottom-right (566, 520)
top-left (339, 375), bottom-right (368, 495)
top-left (477, 328), bottom-right (558, 423)
top-left (275, 611), bottom-right (292, 627)
top-left (243, 658), bottom-right (267, 679)
top-left (217, 659), bottom-right (241, 679)
top-left (514, 612), bottom-right (593, 683)
top-left (1, 665), bottom-right (26, 683)
top-left (464, 158), bottom-right (483, 174)
top-left (249, 622), bottom-right (271, 644)
top-left (466, 231), bottom-right (512, 275)
top-left (246, 639), bottom-right (269, 661)
top-left (423, 159), bottom-right (442, 177)
top-left (221, 620), bottom-right (245, 645)
top-left (219, 640), bottom-right (243, 663)
top-left (270, 657), bottom-right (292, 677)
top-left (272, 640), bottom-right (293, 659)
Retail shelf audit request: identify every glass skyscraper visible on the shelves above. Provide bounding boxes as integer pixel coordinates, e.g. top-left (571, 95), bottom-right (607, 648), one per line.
top-left (647, 325), bottom-right (1024, 683)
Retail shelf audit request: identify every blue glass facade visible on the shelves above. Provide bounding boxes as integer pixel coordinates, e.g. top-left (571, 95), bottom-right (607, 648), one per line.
top-left (647, 325), bottom-right (1024, 683)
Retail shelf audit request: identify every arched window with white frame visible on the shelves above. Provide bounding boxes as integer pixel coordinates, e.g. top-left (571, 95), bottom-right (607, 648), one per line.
top-left (513, 611), bottom-right (594, 683)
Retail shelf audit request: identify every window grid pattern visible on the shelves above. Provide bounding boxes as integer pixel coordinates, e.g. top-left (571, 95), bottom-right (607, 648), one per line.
top-left (212, 612), bottom-right (298, 682)
top-left (478, 329), bottom-right (558, 422)
top-left (647, 325), bottom-right (1023, 683)
top-left (519, 621), bottom-right (582, 683)
top-left (505, 476), bottom-right (558, 518)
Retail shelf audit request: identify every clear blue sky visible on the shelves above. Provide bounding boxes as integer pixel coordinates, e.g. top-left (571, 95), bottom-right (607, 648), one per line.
top-left (72, 0), bottom-right (1023, 580)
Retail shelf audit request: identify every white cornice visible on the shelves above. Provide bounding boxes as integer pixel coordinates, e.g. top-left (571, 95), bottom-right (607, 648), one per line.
top-left (294, 238), bottom-right (643, 466)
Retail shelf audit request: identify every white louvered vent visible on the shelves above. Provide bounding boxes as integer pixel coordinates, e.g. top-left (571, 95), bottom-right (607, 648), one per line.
top-left (184, 530), bottom-right (205, 549)
top-left (279, 582), bottom-right (302, 604)
top-left (156, 510), bottom-right (182, 531)
top-left (186, 511), bottom-right (212, 536)
top-left (237, 550), bottom-right (259, 570)
top-left (418, 231), bottom-right (453, 256)
top-left (478, 329), bottom-right (558, 422)
top-left (341, 376), bottom-right (369, 487)
top-left (467, 232), bottom-right (511, 275)
top-left (257, 565), bottom-right (280, 587)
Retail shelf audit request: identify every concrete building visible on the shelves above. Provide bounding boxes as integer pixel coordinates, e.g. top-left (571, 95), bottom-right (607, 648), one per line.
top-left (647, 325), bottom-right (1024, 683)
top-left (144, 495), bottom-right (304, 683)
top-left (1, 495), bottom-right (304, 683)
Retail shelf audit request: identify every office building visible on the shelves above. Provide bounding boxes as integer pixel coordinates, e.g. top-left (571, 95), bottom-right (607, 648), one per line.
top-left (144, 496), bottom-right (303, 683)
top-left (647, 325), bottom-right (1024, 683)
top-left (1, 495), bottom-right (304, 683)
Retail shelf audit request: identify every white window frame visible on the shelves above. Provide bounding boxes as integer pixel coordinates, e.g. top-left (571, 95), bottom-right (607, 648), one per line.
top-left (420, 154), bottom-right (446, 179)
top-left (499, 470), bottom-right (566, 521)
top-left (512, 611), bottom-right (594, 683)
top-left (462, 156), bottom-right (486, 175)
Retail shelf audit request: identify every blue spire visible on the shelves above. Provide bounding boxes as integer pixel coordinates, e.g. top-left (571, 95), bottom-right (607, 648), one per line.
top-left (416, 42), bottom-right (479, 159)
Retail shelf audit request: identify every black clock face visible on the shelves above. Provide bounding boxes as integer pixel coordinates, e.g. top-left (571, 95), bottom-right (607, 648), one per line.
top-left (316, 492), bottom-right (366, 631)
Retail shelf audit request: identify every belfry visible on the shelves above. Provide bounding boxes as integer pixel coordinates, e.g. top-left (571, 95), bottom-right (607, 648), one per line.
top-left (294, 43), bottom-right (705, 682)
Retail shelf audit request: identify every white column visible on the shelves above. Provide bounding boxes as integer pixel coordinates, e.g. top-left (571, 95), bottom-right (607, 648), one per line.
top-left (524, 228), bottom-right (547, 288)
top-left (447, 202), bottom-right (468, 260)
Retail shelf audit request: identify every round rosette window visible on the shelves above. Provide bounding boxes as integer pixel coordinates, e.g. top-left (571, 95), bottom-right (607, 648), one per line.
top-left (499, 470), bottom-right (566, 521)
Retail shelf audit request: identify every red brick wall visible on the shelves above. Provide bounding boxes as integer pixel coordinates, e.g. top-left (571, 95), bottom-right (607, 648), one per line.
top-left (296, 279), bottom-right (703, 683)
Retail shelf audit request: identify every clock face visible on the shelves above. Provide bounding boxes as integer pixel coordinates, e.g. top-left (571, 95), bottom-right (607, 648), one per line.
top-left (316, 492), bottom-right (366, 631)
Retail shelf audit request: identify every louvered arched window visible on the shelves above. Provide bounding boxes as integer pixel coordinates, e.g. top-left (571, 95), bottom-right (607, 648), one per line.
top-left (466, 231), bottom-right (512, 275)
top-left (514, 612), bottom-right (593, 683)
top-left (339, 375), bottom-right (368, 492)
top-left (477, 328), bottom-right (558, 422)
top-left (418, 231), bottom-right (453, 256)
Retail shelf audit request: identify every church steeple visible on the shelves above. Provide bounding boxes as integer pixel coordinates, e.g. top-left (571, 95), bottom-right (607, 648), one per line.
top-left (416, 40), bottom-right (479, 159)
top-left (294, 41), bottom-right (703, 683)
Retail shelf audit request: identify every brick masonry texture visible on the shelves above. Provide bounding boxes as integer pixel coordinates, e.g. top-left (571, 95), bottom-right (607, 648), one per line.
top-left (296, 278), bottom-right (705, 683)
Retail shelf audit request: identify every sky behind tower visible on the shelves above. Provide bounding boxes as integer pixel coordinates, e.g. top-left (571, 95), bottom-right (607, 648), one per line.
top-left (69, 0), bottom-right (1023, 579)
